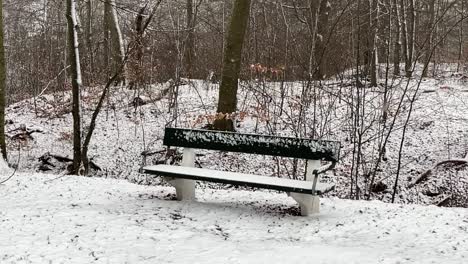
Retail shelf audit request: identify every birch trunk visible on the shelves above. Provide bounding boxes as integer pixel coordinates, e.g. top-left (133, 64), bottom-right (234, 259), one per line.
top-left (66, 0), bottom-right (83, 174)
top-left (104, 0), bottom-right (126, 82)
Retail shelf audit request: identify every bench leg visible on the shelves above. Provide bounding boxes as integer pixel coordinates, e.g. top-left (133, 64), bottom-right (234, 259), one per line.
top-left (165, 178), bottom-right (196, 201)
top-left (290, 193), bottom-right (320, 216)
top-left (165, 148), bottom-right (196, 201)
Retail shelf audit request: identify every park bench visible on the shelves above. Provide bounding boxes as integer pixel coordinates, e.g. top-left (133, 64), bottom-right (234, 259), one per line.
top-left (142, 127), bottom-right (340, 216)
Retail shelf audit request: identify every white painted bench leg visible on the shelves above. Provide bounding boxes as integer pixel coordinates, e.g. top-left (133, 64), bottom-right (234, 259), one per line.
top-left (290, 159), bottom-right (321, 216)
top-left (290, 193), bottom-right (320, 216)
top-left (168, 178), bottom-right (196, 201)
top-left (165, 148), bottom-right (196, 201)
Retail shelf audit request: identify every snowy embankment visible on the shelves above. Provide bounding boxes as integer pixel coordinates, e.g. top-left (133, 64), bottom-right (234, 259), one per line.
top-left (6, 77), bottom-right (468, 206)
top-left (1, 168), bottom-right (467, 263)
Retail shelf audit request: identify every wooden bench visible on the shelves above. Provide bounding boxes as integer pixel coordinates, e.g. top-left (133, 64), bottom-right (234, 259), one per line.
top-left (142, 127), bottom-right (340, 216)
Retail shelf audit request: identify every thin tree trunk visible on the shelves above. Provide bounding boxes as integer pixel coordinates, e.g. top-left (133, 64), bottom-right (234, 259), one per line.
top-left (422, 0), bottom-right (436, 77)
top-left (307, 0), bottom-right (320, 79)
top-left (393, 0), bottom-right (401, 75)
top-left (369, 0), bottom-right (379, 86)
top-left (457, 0), bottom-right (463, 72)
top-left (86, 0), bottom-right (95, 82)
top-left (406, 0), bottom-right (415, 77)
top-left (104, 0), bottom-right (126, 82)
top-left (185, 0), bottom-right (195, 78)
top-left (66, 0), bottom-right (83, 174)
top-left (313, 0), bottom-right (331, 80)
top-left (0, 0), bottom-right (7, 161)
top-left (400, 0), bottom-right (408, 76)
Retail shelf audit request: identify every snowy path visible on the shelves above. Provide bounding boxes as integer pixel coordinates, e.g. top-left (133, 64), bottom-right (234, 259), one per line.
top-left (1, 173), bottom-right (467, 264)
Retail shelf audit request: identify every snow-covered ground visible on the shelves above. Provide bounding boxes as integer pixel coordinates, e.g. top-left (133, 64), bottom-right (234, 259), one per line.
top-left (3, 73), bottom-right (468, 262)
top-left (1, 167), bottom-right (467, 263)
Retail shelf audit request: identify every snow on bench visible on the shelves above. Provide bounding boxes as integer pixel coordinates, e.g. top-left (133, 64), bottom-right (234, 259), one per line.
top-left (143, 165), bottom-right (336, 195)
top-left (142, 128), bottom-right (341, 216)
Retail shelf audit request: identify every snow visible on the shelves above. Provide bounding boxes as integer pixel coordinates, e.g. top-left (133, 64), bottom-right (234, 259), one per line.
top-left (1, 172), bottom-right (467, 263)
top-left (170, 127), bottom-right (340, 161)
top-left (0, 157), bottom-right (12, 176)
top-left (3, 72), bottom-right (468, 262)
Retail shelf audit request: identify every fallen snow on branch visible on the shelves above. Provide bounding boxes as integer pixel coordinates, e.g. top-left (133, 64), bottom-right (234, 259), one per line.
top-left (1, 172), bottom-right (467, 263)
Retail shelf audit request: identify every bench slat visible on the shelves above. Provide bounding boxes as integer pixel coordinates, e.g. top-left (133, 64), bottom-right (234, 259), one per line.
top-left (163, 128), bottom-right (340, 162)
top-left (143, 165), bottom-right (335, 195)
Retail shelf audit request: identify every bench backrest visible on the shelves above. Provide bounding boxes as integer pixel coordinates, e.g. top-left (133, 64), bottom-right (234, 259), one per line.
top-left (163, 128), bottom-right (340, 162)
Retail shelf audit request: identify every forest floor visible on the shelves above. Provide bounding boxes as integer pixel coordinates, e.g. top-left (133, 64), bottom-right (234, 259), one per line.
top-left (1, 163), bottom-right (467, 263)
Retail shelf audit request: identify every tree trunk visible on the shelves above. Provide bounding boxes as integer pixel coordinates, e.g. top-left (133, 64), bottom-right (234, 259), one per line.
top-left (104, 0), bottom-right (126, 82)
top-left (86, 0), bottom-right (95, 82)
top-left (216, 0), bottom-right (251, 115)
top-left (422, 0), bottom-right (436, 77)
top-left (66, 0), bottom-right (83, 174)
top-left (369, 0), bottom-right (379, 86)
top-left (457, 0), bottom-right (464, 72)
top-left (400, 0), bottom-right (408, 76)
top-left (185, 0), bottom-right (195, 78)
top-left (0, 0), bottom-right (7, 161)
top-left (406, 0), bottom-right (416, 77)
top-left (313, 0), bottom-right (331, 80)
top-left (307, 0), bottom-right (320, 79)
top-left (393, 0), bottom-right (401, 75)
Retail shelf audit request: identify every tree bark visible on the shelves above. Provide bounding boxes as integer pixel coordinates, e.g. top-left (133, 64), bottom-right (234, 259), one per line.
top-left (66, 0), bottom-right (83, 174)
top-left (86, 0), bottom-right (95, 82)
top-left (217, 0), bottom-right (251, 114)
top-left (393, 0), bottom-right (401, 75)
top-left (369, 0), bottom-right (379, 86)
top-left (185, 0), bottom-right (195, 78)
top-left (400, 0), bottom-right (408, 76)
top-left (104, 0), bottom-right (126, 82)
top-left (307, 0), bottom-right (320, 79)
top-left (0, 0), bottom-right (6, 161)
top-left (422, 0), bottom-right (436, 77)
top-left (405, 0), bottom-right (416, 77)
top-left (313, 0), bottom-right (331, 80)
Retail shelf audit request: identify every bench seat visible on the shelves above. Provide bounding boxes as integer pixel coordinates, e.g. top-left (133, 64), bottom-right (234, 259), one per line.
top-left (143, 164), bottom-right (335, 195)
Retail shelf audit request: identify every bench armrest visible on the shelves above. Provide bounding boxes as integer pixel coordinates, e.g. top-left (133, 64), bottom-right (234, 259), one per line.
top-left (312, 161), bottom-right (336, 175)
top-left (311, 161), bottom-right (336, 195)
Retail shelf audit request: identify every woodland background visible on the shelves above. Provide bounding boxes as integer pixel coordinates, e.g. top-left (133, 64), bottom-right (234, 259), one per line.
top-left (2, 0), bottom-right (468, 208)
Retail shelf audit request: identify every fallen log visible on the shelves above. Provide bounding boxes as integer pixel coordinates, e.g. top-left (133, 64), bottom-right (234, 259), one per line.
top-left (38, 152), bottom-right (102, 172)
top-left (7, 125), bottom-right (43, 141)
top-left (408, 159), bottom-right (468, 188)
